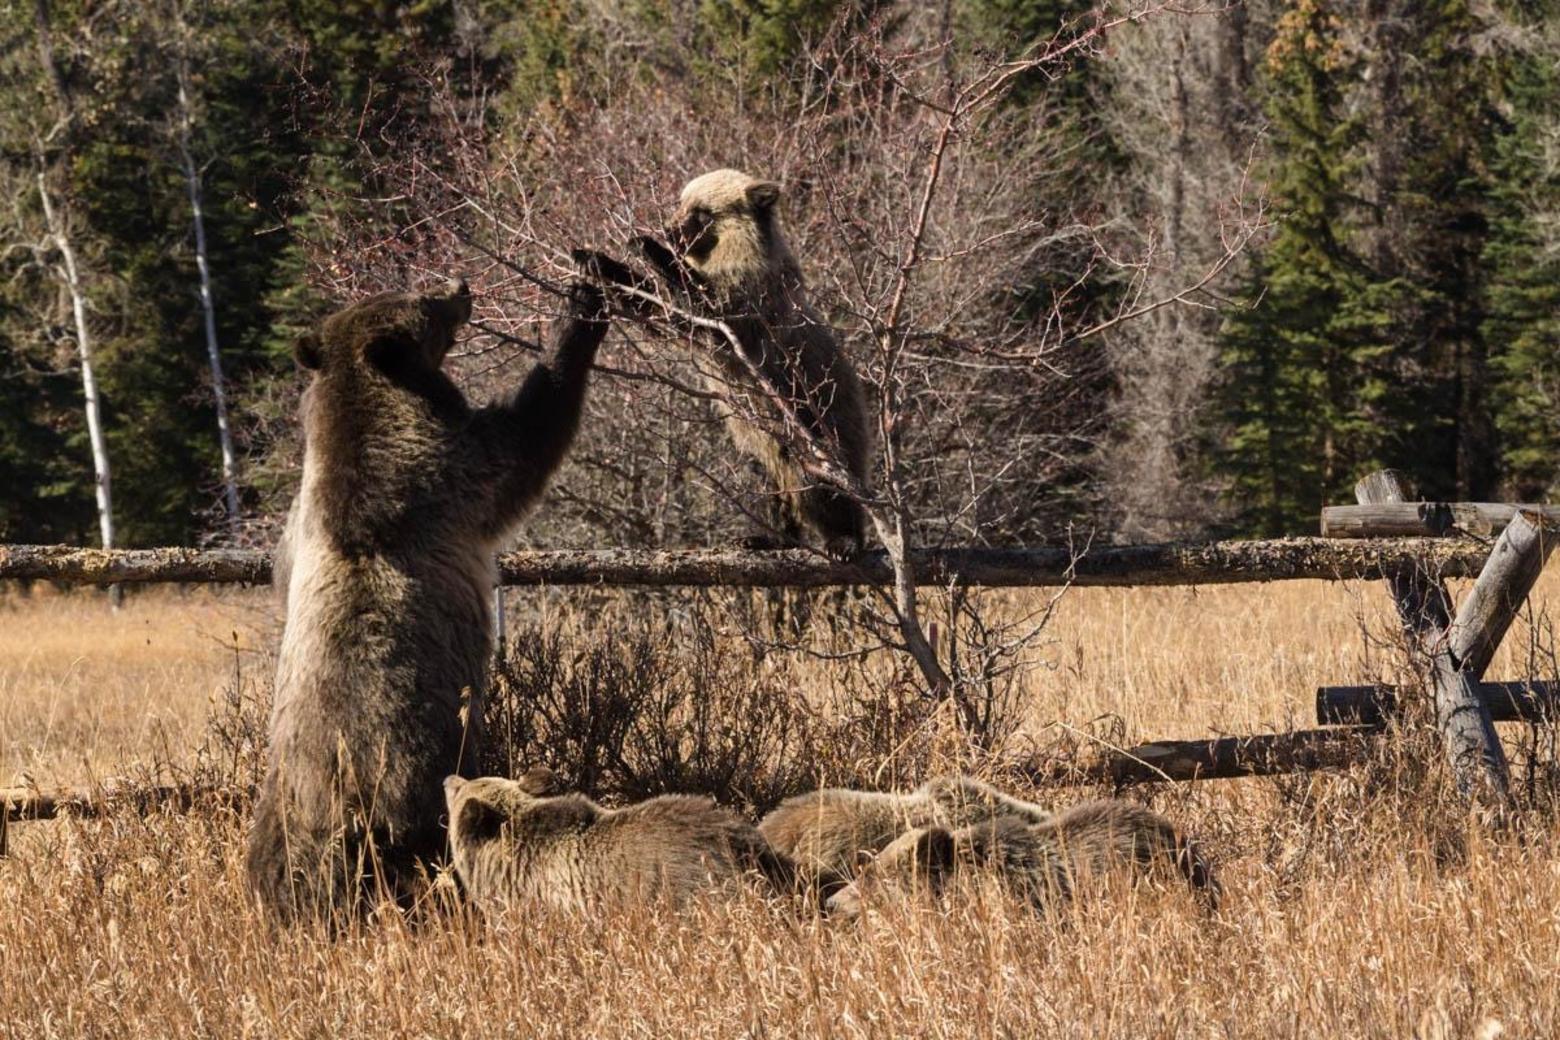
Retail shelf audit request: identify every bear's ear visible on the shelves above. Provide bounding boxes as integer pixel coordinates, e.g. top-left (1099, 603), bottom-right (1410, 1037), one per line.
top-left (294, 331), bottom-right (324, 371)
top-left (455, 794), bottom-right (506, 845)
top-left (516, 765), bottom-right (564, 798)
top-left (746, 180), bottom-right (781, 212)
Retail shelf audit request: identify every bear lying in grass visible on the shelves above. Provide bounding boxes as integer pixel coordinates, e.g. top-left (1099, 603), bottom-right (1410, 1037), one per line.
top-left (443, 774), bottom-right (798, 915)
top-left (826, 799), bottom-right (1220, 919)
top-left (758, 775), bottom-right (1052, 885)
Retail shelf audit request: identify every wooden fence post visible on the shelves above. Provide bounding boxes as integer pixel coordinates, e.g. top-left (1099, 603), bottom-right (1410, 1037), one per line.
top-left (1445, 509), bottom-right (1559, 679)
top-left (1356, 470), bottom-right (1513, 809)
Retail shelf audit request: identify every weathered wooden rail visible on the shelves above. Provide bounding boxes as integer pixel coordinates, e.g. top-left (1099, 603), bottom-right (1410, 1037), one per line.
top-left (2, 478), bottom-right (1555, 826)
top-left (0, 782), bottom-right (248, 853)
top-left (1022, 727), bottom-right (1376, 786)
top-left (1317, 681), bottom-right (1560, 728)
top-left (0, 538), bottom-right (1494, 589)
top-left (3, 729), bottom-right (1372, 830)
top-left (1323, 502), bottom-right (1560, 539)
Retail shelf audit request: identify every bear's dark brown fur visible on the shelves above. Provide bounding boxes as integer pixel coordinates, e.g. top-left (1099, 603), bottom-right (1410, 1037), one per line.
top-left (247, 277), bottom-right (607, 923)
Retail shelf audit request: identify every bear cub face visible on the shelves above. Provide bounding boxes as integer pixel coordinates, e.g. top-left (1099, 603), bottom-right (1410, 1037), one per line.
top-left (295, 277), bottom-right (473, 379)
top-left (443, 774), bottom-right (534, 851)
top-left (668, 168), bottom-right (783, 277)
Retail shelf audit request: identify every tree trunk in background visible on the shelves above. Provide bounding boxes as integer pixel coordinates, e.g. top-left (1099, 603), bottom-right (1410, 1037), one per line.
top-left (1365, 0), bottom-right (1404, 271)
top-left (1166, 26), bottom-right (1188, 269)
top-left (174, 58), bottom-right (241, 529)
top-left (33, 0), bottom-right (118, 605)
top-left (36, 162), bottom-right (114, 554)
top-left (1219, 0), bottom-right (1250, 109)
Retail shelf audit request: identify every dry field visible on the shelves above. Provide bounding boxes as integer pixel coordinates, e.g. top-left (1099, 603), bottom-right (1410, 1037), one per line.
top-left (4, 576), bottom-right (1560, 1038)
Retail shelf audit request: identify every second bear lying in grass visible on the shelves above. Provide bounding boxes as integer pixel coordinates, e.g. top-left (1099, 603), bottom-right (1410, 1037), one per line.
top-left (443, 775), bottom-right (797, 915)
top-left (758, 775), bottom-right (1053, 884)
top-left (824, 799), bottom-right (1220, 919)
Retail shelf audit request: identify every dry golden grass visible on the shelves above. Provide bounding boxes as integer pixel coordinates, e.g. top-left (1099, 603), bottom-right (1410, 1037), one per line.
top-left (3, 574), bottom-right (1559, 1038)
top-left (0, 586), bottom-right (275, 787)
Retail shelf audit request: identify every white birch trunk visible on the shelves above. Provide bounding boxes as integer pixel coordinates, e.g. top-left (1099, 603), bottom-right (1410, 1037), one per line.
top-left (36, 163), bottom-right (114, 552)
top-left (175, 65), bottom-right (240, 528)
top-left (493, 586), bottom-right (507, 662)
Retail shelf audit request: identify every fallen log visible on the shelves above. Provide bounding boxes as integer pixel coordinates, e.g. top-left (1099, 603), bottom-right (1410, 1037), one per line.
top-left (1317, 680), bottom-right (1560, 727)
top-left (0, 539), bottom-right (1492, 589)
top-left (1023, 727), bottom-right (1376, 786)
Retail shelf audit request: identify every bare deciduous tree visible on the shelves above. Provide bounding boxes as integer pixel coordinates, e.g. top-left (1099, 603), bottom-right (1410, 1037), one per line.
top-left (293, 3), bottom-right (1266, 742)
top-left (1097, 3), bottom-right (1273, 541)
top-left (13, 0), bottom-right (117, 559)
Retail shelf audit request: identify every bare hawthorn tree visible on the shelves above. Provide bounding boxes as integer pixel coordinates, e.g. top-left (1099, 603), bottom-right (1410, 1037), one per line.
top-left (297, 3), bottom-right (1266, 742)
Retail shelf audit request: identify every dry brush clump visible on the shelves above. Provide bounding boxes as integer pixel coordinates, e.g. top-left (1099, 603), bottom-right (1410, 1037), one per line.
top-left (482, 588), bottom-right (1038, 814)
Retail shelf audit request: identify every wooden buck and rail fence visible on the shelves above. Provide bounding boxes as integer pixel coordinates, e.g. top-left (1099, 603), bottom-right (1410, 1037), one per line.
top-left (3, 468), bottom-right (1556, 832)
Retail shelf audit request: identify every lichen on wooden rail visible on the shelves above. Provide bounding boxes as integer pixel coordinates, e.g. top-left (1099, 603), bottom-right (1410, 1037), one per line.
top-left (0, 544), bottom-right (271, 585)
top-left (0, 538), bottom-right (1492, 588)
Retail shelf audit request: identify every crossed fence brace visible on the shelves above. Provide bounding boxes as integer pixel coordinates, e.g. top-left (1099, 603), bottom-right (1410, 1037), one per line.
top-left (1025, 468), bottom-right (1559, 802)
top-left (1315, 469), bottom-right (1560, 812)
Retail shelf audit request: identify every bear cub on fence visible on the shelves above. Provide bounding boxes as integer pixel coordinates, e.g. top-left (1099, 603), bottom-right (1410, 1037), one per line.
top-left (246, 276), bottom-right (607, 923)
top-left (443, 774), bottom-right (800, 915)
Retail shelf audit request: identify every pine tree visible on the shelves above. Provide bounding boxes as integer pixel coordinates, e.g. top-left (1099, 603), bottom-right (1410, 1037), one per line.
top-left (1214, 0), bottom-right (1394, 535)
top-left (0, 319), bottom-right (93, 542)
top-left (1483, 2), bottom-right (1560, 497)
top-left (1371, 0), bottom-right (1500, 501)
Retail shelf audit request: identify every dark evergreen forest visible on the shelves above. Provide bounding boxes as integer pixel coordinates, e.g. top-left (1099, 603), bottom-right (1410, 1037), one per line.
top-left (2, 0), bottom-right (1555, 549)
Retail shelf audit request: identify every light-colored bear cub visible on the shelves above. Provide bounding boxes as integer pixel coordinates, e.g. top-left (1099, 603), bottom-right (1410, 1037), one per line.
top-left (757, 775), bottom-right (1051, 882)
top-left (825, 799), bottom-right (1219, 918)
top-left (444, 775), bottom-right (794, 914)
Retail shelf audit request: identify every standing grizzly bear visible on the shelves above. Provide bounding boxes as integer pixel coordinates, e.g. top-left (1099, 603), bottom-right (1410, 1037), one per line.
top-left (442, 775), bottom-right (797, 915)
top-left (247, 276), bottom-right (607, 923)
top-left (580, 168), bottom-right (872, 557)
top-left (757, 775), bottom-right (1052, 884)
top-left (825, 800), bottom-right (1220, 919)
